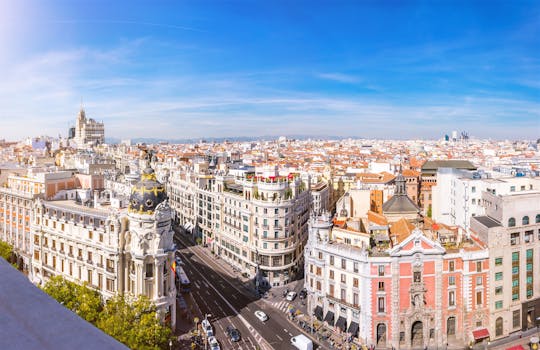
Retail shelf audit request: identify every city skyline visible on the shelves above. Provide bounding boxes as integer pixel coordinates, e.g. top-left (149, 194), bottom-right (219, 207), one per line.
top-left (0, 1), bottom-right (539, 140)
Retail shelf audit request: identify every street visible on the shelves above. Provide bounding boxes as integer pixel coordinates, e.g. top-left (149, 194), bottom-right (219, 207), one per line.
top-left (174, 230), bottom-right (321, 350)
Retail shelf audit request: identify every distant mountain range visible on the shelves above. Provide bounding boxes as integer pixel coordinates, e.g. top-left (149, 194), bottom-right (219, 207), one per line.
top-left (105, 135), bottom-right (359, 144)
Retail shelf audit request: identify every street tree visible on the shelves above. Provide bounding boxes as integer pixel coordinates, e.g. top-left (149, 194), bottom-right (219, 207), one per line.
top-left (0, 240), bottom-right (13, 261)
top-left (97, 294), bottom-right (173, 350)
top-left (41, 275), bottom-right (102, 324)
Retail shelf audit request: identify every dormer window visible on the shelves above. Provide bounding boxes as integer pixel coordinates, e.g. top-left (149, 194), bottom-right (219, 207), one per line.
top-left (414, 239), bottom-right (420, 247)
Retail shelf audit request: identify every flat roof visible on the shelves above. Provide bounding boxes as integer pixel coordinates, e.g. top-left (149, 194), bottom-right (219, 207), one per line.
top-left (473, 215), bottom-right (501, 228)
top-left (0, 258), bottom-right (127, 350)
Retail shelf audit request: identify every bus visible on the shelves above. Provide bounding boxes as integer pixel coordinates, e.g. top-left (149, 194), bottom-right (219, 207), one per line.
top-left (176, 266), bottom-right (191, 293)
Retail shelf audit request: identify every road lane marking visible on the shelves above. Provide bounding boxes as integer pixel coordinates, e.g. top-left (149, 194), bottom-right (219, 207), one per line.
top-left (184, 252), bottom-right (273, 350)
top-left (275, 334), bottom-right (283, 341)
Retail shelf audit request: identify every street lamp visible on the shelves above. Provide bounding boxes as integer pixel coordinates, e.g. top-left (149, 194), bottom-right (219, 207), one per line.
top-left (169, 339), bottom-right (172, 350)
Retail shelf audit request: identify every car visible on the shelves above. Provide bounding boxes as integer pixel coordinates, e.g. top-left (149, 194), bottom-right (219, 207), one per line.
top-left (226, 326), bottom-right (241, 342)
top-left (254, 310), bottom-right (268, 322)
top-left (286, 291), bottom-right (297, 301)
top-left (207, 336), bottom-right (220, 350)
top-left (201, 319), bottom-right (213, 337)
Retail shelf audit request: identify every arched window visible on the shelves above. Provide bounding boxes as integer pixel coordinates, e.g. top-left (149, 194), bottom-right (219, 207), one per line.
top-left (536, 214), bottom-right (540, 224)
top-left (522, 216), bottom-right (529, 225)
top-left (495, 317), bottom-right (503, 337)
top-left (508, 217), bottom-right (516, 227)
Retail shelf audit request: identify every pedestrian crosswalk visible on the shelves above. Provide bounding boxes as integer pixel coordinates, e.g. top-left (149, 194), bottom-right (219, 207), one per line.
top-left (271, 300), bottom-right (294, 314)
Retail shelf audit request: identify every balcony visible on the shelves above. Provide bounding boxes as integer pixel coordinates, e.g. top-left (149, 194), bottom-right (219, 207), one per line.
top-left (326, 293), bottom-right (360, 310)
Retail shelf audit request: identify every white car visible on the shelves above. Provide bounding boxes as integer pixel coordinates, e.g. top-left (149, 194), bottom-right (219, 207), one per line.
top-left (202, 319), bottom-right (213, 337)
top-left (254, 310), bottom-right (269, 322)
top-left (208, 336), bottom-right (220, 350)
top-left (286, 291), bottom-right (297, 301)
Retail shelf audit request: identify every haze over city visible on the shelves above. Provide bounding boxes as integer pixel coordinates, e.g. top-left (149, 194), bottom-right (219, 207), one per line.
top-left (0, 0), bottom-right (539, 141)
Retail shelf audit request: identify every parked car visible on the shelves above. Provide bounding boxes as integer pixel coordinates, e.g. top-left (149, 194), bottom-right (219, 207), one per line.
top-left (201, 319), bottom-right (213, 337)
top-left (226, 326), bottom-right (241, 342)
top-left (254, 310), bottom-right (269, 322)
top-left (207, 336), bottom-right (220, 350)
top-left (286, 291), bottom-right (297, 301)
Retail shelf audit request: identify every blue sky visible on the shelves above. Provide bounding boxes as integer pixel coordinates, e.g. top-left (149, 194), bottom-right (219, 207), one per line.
top-left (0, 1), bottom-right (538, 140)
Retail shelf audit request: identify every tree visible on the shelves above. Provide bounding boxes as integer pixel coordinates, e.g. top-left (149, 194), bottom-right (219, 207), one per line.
top-left (0, 240), bottom-right (13, 261)
top-left (97, 294), bottom-right (173, 350)
top-left (41, 276), bottom-right (102, 324)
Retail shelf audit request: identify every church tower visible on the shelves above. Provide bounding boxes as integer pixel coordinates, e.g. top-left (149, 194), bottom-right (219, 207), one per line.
top-left (125, 167), bottom-right (176, 330)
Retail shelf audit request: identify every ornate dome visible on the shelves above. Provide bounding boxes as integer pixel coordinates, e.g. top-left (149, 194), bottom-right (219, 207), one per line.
top-left (128, 168), bottom-right (167, 214)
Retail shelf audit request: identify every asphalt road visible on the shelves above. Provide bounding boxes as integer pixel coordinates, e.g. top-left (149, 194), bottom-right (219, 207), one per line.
top-left (174, 232), bottom-right (307, 350)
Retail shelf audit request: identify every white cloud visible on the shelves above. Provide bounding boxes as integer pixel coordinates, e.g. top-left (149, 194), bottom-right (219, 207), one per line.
top-left (317, 73), bottom-right (361, 83)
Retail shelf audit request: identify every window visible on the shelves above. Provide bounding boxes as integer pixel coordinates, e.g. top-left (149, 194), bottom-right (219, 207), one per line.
top-left (476, 276), bottom-right (483, 285)
top-left (472, 186), bottom-right (476, 193)
top-left (523, 216), bottom-right (530, 225)
top-left (87, 251), bottom-right (92, 262)
top-left (510, 186), bottom-right (516, 192)
top-left (88, 231), bottom-right (93, 240)
top-left (87, 270), bottom-right (92, 285)
top-left (340, 288), bottom-right (346, 301)
top-left (329, 270), bottom-right (334, 280)
top-left (353, 262), bottom-right (358, 273)
top-left (318, 252), bottom-right (323, 260)
top-left (495, 257), bottom-right (503, 266)
top-left (495, 272), bottom-right (503, 281)
top-left (330, 255), bottom-right (334, 265)
top-left (476, 291), bottom-right (482, 305)
top-left (449, 261), bottom-right (455, 271)
top-left (316, 267), bottom-right (321, 276)
top-left (476, 261), bottom-right (482, 272)
top-left (495, 286), bottom-right (503, 295)
top-left (378, 265), bottom-right (385, 276)
top-left (353, 293), bottom-right (359, 306)
top-left (378, 297), bottom-right (385, 312)
top-left (340, 274), bottom-right (346, 283)
top-left (536, 214), bottom-right (540, 223)
top-left (316, 281), bottom-right (321, 291)
top-left (146, 264), bottom-right (154, 278)
top-left (511, 232), bottom-right (520, 245)
top-left (448, 291), bottom-right (455, 306)
top-left (525, 230), bottom-right (533, 243)
top-left (513, 310), bottom-right (520, 328)
top-left (329, 284), bottom-right (334, 297)
top-left (495, 301), bottom-right (503, 309)
top-left (508, 217), bottom-right (516, 227)
top-left (353, 278), bottom-right (359, 288)
top-left (341, 259), bottom-right (346, 269)
top-left (106, 278), bottom-right (114, 292)
top-left (448, 276), bottom-right (456, 285)
top-left (378, 281), bottom-right (385, 291)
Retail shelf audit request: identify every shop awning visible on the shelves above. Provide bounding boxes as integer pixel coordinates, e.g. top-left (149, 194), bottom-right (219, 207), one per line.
top-left (472, 328), bottom-right (490, 341)
top-left (324, 311), bottom-right (335, 326)
top-left (314, 306), bottom-right (323, 321)
top-left (347, 322), bottom-right (359, 337)
top-left (506, 345), bottom-right (525, 350)
top-left (336, 317), bottom-right (347, 331)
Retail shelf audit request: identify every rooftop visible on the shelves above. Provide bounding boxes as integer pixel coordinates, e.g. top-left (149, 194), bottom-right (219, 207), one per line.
top-left (473, 215), bottom-right (501, 228)
top-left (0, 258), bottom-right (127, 350)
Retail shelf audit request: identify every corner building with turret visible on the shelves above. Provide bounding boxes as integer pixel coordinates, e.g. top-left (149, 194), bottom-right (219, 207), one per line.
top-left (30, 168), bottom-right (176, 329)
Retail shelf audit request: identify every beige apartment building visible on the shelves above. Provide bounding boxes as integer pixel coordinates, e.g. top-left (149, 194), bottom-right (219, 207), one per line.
top-left (169, 164), bottom-right (312, 287)
top-left (470, 187), bottom-right (540, 338)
